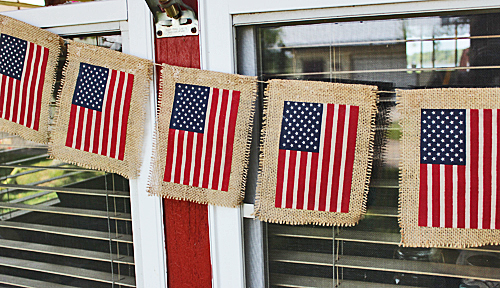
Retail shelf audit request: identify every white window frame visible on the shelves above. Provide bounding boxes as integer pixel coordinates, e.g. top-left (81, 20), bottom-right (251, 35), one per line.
top-left (199, 1), bottom-right (500, 287)
top-left (1, 1), bottom-right (167, 288)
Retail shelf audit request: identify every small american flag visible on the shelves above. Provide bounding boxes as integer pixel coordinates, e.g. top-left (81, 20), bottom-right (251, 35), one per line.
top-left (419, 109), bottom-right (500, 229)
top-left (0, 33), bottom-right (48, 130)
top-left (275, 101), bottom-right (359, 212)
top-left (65, 63), bottom-right (134, 160)
top-left (163, 83), bottom-right (240, 191)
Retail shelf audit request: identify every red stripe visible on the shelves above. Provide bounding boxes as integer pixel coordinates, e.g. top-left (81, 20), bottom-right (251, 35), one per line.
top-left (174, 130), bottom-right (186, 184)
top-left (118, 74), bottom-right (134, 161)
top-left (275, 149), bottom-right (287, 208)
top-left (65, 104), bottom-right (78, 147)
top-left (444, 164), bottom-right (453, 228)
top-left (33, 46), bottom-right (49, 131)
top-left (5, 77), bottom-right (13, 120)
top-left (211, 89), bottom-right (229, 189)
top-left (319, 104), bottom-right (334, 211)
top-left (202, 88), bottom-right (219, 189)
top-left (163, 129), bottom-right (177, 182)
top-left (0, 75), bottom-right (6, 118)
top-left (419, 164), bottom-right (428, 227)
top-left (307, 152), bottom-right (319, 210)
top-left (329, 105), bottom-right (346, 212)
top-left (23, 44), bottom-right (34, 126)
top-left (74, 107), bottom-right (85, 150)
top-left (109, 71), bottom-right (125, 158)
top-left (83, 109), bottom-right (94, 152)
top-left (183, 132), bottom-right (194, 185)
top-left (483, 109), bottom-right (492, 229)
top-left (192, 133), bottom-right (204, 187)
top-left (295, 151), bottom-right (308, 209)
top-left (101, 70), bottom-right (117, 157)
top-left (221, 90), bottom-right (240, 191)
top-left (457, 165), bottom-right (466, 228)
top-left (11, 78), bottom-right (20, 123)
top-left (341, 106), bottom-right (359, 213)
top-left (431, 164), bottom-right (440, 227)
top-left (285, 150), bottom-right (298, 209)
top-left (469, 109), bottom-right (479, 229)
top-left (92, 111), bottom-right (102, 153)
top-left (27, 45), bottom-right (41, 128)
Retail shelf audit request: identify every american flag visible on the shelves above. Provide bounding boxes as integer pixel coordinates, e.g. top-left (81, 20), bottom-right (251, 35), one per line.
top-left (163, 83), bottom-right (240, 191)
top-left (0, 33), bottom-right (48, 130)
top-left (65, 63), bottom-right (134, 160)
top-left (419, 109), bottom-right (500, 229)
top-left (275, 101), bottom-right (359, 212)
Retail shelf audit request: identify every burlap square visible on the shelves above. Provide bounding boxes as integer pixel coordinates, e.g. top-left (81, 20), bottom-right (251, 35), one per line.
top-left (49, 41), bottom-right (152, 178)
top-left (0, 15), bottom-right (63, 144)
top-left (148, 64), bottom-right (257, 207)
top-left (255, 79), bottom-right (377, 226)
top-left (399, 88), bottom-right (500, 248)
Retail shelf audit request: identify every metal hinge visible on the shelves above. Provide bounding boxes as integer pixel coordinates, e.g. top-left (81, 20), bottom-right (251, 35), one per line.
top-left (144, 0), bottom-right (199, 38)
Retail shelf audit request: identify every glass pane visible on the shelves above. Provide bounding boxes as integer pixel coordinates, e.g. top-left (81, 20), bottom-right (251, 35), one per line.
top-left (0, 34), bottom-right (135, 288)
top-left (240, 11), bottom-right (500, 288)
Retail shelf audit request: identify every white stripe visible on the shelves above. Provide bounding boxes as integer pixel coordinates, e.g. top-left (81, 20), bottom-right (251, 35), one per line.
top-left (440, 164), bottom-right (445, 228)
top-left (170, 129), bottom-right (179, 182)
top-left (198, 88), bottom-right (214, 187)
top-left (466, 109), bottom-right (471, 229)
top-left (314, 104), bottom-right (328, 211)
top-left (8, 75), bottom-right (14, 122)
top-left (189, 134), bottom-right (198, 186)
top-left (478, 110), bottom-right (484, 229)
top-left (106, 72), bottom-right (120, 157)
top-left (23, 45), bottom-right (35, 126)
top-left (208, 89), bottom-right (223, 189)
top-left (80, 109), bottom-right (88, 150)
top-left (71, 106), bottom-right (80, 149)
top-left (492, 109), bottom-right (497, 229)
top-left (292, 152), bottom-right (301, 209)
top-left (303, 152), bottom-right (312, 210)
top-left (88, 110), bottom-right (96, 153)
top-left (325, 104), bottom-right (339, 212)
top-left (281, 150), bottom-right (291, 208)
top-left (218, 90), bottom-right (233, 190)
top-left (427, 164), bottom-right (433, 227)
top-left (179, 131), bottom-right (188, 184)
top-left (336, 106), bottom-right (350, 212)
top-left (452, 165), bottom-right (458, 228)
top-left (114, 73), bottom-right (128, 159)
top-left (16, 43), bottom-right (29, 124)
top-left (98, 70), bottom-right (112, 155)
top-left (30, 45), bottom-right (44, 129)
top-left (2, 76), bottom-right (8, 119)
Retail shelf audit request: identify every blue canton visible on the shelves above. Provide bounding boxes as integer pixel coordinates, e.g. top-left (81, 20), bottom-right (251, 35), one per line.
top-left (279, 101), bottom-right (323, 153)
top-left (0, 34), bottom-right (27, 81)
top-left (170, 83), bottom-right (209, 133)
top-left (72, 63), bottom-right (108, 112)
top-left (420, 109), bottom-right (466, 165)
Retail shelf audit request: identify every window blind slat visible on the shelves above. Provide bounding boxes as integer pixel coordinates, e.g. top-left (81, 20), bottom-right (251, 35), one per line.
top-left (0, 274), bottom-right (79, 288)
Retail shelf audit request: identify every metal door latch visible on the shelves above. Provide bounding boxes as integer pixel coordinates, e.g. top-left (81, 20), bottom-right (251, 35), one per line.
top-left (144, 0), bottom-right (199, 38)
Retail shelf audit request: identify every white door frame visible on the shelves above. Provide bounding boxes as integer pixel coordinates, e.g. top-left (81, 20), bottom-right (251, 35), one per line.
top-left (1, 1), bottom-right (167, 287)
top-left (199, 1), bottom-right (500, 287)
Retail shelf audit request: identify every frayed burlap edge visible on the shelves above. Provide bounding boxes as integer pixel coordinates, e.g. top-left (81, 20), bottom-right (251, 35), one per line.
top-left (147, 64), bottom-right (257, 208)
top-left (254, 79), bottom-right (378, 226)
top-left (0, 15), bottom-right (63, 144)
top-left (398, 88), bottom-right (500, 248)
top-left (49, 41), bottom-right (152, 179)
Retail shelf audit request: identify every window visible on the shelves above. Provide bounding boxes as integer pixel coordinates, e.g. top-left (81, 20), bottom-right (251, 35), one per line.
top-left (238, 11), bottom-right (500, 288)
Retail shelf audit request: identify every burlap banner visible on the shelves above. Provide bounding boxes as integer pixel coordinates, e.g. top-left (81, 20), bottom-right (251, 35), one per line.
top-left (49, 41), bottom-right (152, 178)
top-left (148, 64), bottom-right (257, 207)
top-left (399, 88), bottom-right (500, 248)
top-left (255, 79), bottom-right (377, 226)
top-left (0, 15), bottom-right (63, 144)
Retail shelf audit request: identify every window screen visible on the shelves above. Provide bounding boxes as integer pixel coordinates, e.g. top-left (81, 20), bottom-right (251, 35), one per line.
top-left (0, 34), bottom-right (136, 288)
top-left (239, 12), bottom-right (500, 288)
